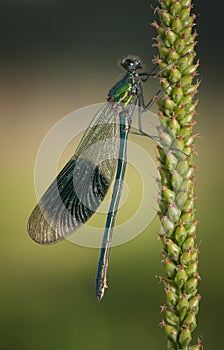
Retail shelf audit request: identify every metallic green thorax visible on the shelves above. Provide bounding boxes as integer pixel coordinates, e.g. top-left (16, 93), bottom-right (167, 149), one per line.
top-left (108, 73), bottom-right (134, 106)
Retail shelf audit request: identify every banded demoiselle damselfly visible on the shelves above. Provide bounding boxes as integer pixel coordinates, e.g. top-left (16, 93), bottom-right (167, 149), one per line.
top-left (28, 55), bottom-right (178, 301)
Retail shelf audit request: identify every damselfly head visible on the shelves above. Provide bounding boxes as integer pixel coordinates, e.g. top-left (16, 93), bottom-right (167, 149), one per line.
top-left (121, 55), bottom-right (142, 71)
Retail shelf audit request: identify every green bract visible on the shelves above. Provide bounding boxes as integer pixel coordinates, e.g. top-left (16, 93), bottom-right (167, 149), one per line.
top-left (152, 1), bottom-right (201, 349)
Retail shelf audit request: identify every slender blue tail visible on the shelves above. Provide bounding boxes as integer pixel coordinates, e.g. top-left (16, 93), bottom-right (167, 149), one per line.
top-left (96, 112), bottom-right (129, 301)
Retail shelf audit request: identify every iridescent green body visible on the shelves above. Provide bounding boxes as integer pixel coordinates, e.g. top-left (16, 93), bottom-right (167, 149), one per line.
top-left (27, 56), bottom-right (147, 301)
top-left (107, 72), bottom-right (136, 106)
top-left (95, 71), bottom-right (141, 300)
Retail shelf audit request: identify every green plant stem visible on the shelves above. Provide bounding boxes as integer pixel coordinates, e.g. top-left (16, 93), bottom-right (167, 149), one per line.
top-left (151, 1), bottom-right (201, 349)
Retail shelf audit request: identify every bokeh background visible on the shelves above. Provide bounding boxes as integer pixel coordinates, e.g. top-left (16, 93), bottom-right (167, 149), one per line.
top-left (1, 1), bottom-right (223, 349)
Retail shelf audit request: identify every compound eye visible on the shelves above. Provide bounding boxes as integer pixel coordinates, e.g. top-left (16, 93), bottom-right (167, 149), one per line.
top-left (121, 58), bottom-right (126, 66)
top-left (121, 56), bottom-right (142, 70)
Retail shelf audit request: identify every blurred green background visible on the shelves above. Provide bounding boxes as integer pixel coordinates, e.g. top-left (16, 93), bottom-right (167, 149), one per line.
top-left (1, 1), bottom-right (223, 349)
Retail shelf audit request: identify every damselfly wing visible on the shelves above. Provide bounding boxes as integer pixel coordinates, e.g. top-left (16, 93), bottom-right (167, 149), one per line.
top-left (28, 102), bottom-right (121, 244)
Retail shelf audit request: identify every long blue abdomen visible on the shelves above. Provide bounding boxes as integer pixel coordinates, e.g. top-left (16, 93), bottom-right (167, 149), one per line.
top-left (95, 112), bottom-right (129, 301)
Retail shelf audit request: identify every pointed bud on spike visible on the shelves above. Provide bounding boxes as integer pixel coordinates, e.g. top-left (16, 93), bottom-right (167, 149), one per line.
top-left (182, 13), bottom-right (196, 27)
top-left (174, 223), bottom-right (187, 246)
top-left (176, 160), bottom-right (188, 175)
top-left (174, 104), bottom-right (185, 118)
top-left (162, 278), bottom-right (178, 293)
top-left (190, 247), bottom-right (199, 262)
top-left (181, 211), bottom-right (194, 224)
top-left (189, 294), bottom-right (201, 315)
top-left (183, 64), bottom-right (198, 76)
top-left (188, 259), bottom-right (198, 277)
top-left (169, 67), bottom-right (182, 83)
top-left (187, 100), bottom-right (198, 114)
top-left (185, 166), bottom-right (196, 180)
top-left (164, 96), bottom-right (176, 111)
top-left (163, 305), bottom-right (179, 326)
top-left (187, 220), bottom-right (198, 235)
top-left (180, 56), bottom-right (192, 74)
top-left (171, 16), bottom-right (182, 32)
top-left (168, 48), bottom-right (180, 61)
top-left (166, 151), bottom-right (178, 170)
top-left (171, 170), bottom-right (183, 190)
top-left (177, 294), bottom-right (189, 321)
top-left (160, 320), bottom-right (178, 342)
top-left (181, 94), bottom-right (193, 106)
top-left (175, 37), bottom-right (186, 54)
top-left (184, 276), bottom-right (199, 296)
top-left (179, 325), bottom-right (192, 347)
top-left (183, 311), bottom-right (197, 332)
top-left (172, 86), bottom-right (184, 103)
top-left (179, 6), bottom-right (191, 20)
top-left (169, 116), bottom-right (180, 134)
top-left (160, 77), bottom-right (172, 93)
top-left (175, 265), bottom-right (188, 288)
top-left (167, 239), bottom-right (181, 261)
top-left (183, 196), bottom-right (194, 211)
top-left (164, 257), bottom-right (177, 278)
top-left (180, 250), bottom-right (194, 266)
top-left (158, 167), bottom-right (170, 186)
top-left (183, 84), bottom-right (198, 96)
top-left (168, 203), bottom-right (181, 222)
top-left (182, 236), bottom-right (195, 251)
top-left (165, 288), bottom-right (178, 306)
top-left (162, 216), bottom-right (175, 233)
top-left (179, 112), bottom-right (195, 126)
top-left (170, 1), bottom-right (182, 15)
top-left (161, 10), bottom-right (172, 26)
top-left (158, 45), bottom-right (170, 59)
top-left (181, 74), bottom-right (194, 87)
top-left (176, 191), bottom-right (188, 209)
top-left (162, 186), bottom-right (175, 201)
top-left (159, 130), bottom-right (173, 145)
top-left (178, 126), bottom-right (191, 138)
